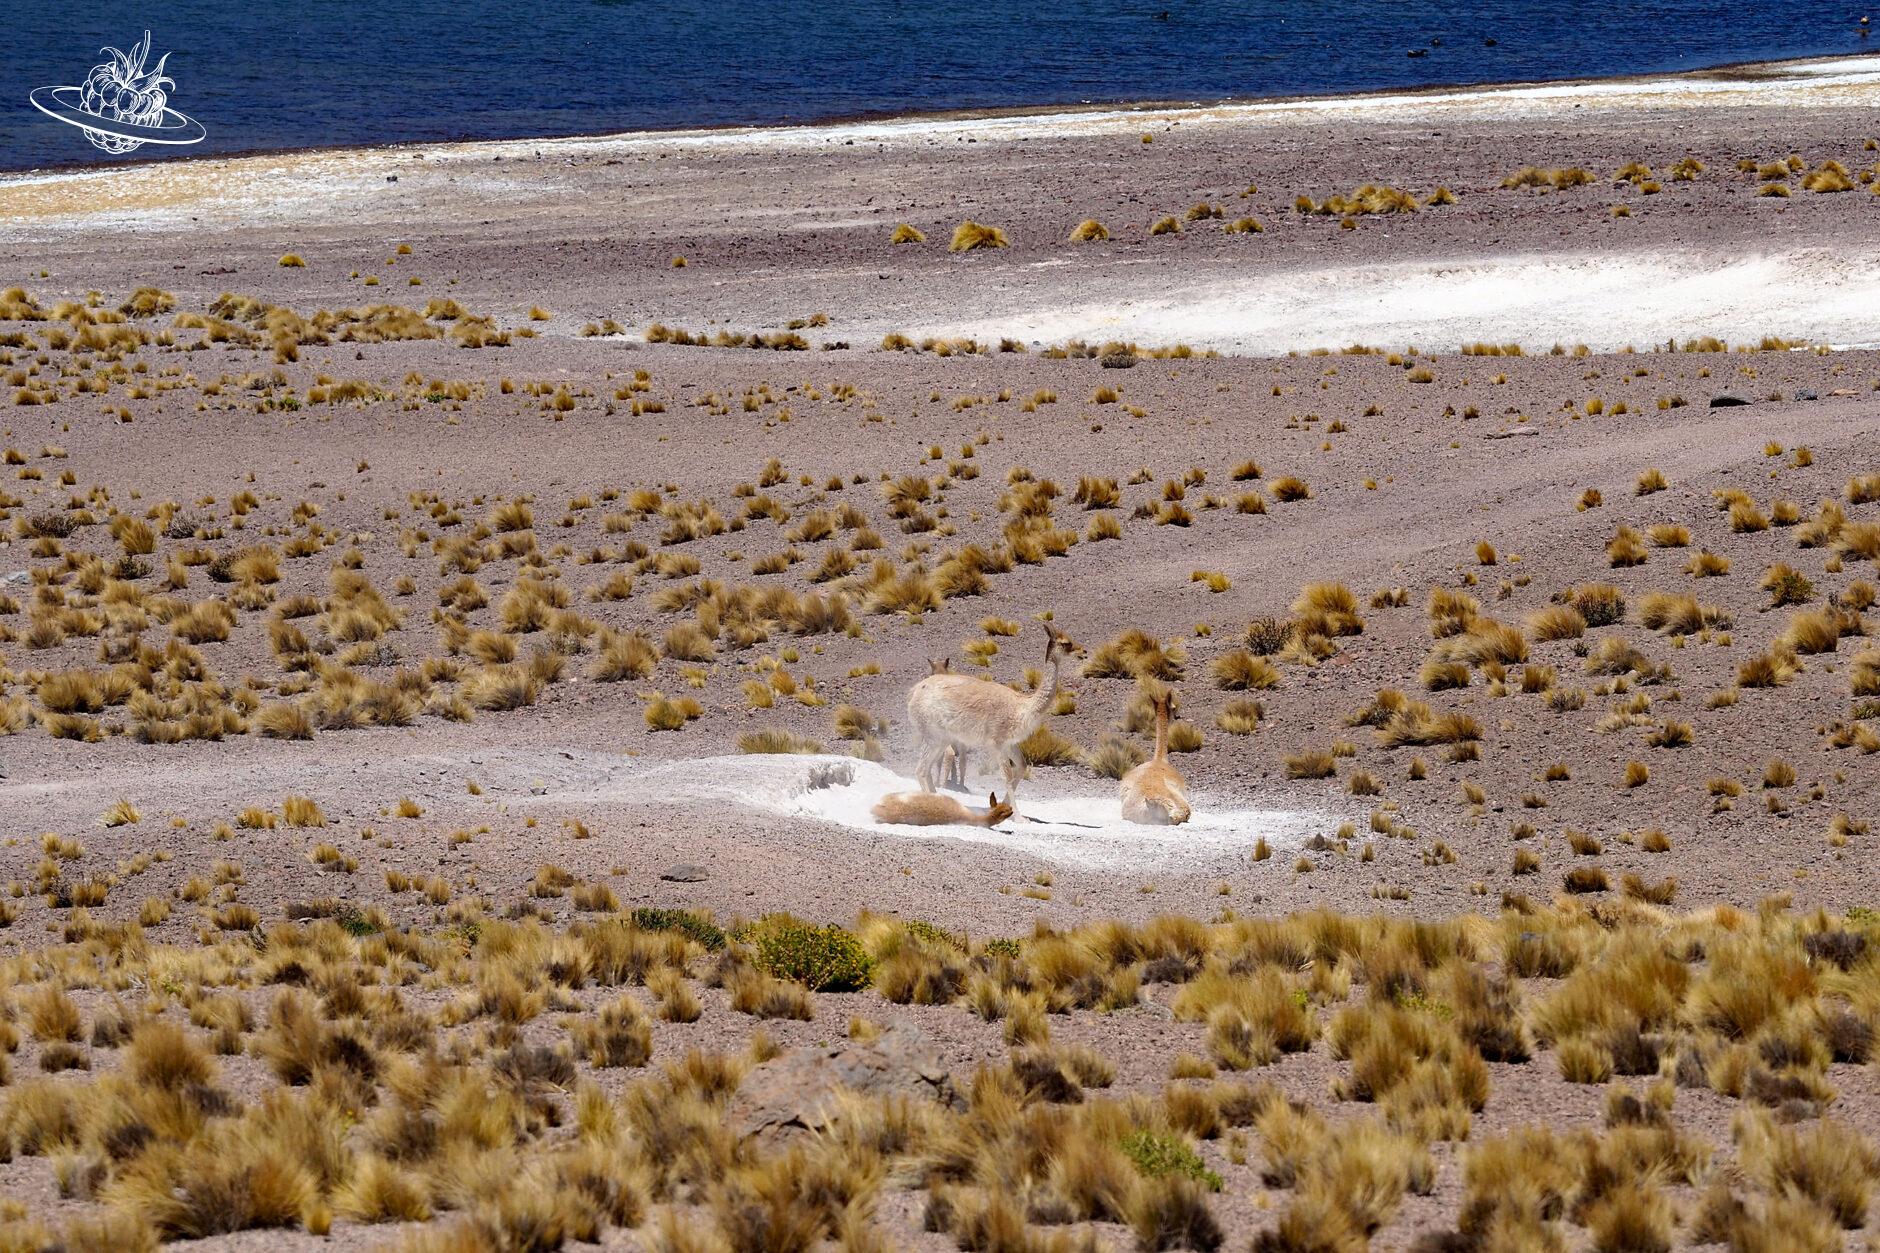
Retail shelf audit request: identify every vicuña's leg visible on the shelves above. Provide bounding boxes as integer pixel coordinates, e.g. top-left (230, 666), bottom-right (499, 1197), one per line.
top-left (1001, 748), bottom-right (1024, 805)
top-left (916, 741), bottom-right (945, 793)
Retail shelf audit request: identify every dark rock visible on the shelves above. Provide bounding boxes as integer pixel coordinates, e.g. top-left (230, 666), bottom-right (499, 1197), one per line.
top-left (1708, 393), bottom-right (1751, 407)
top-left (727, 1023), bottom-right (961, 1143)
top-left (1794, 388), bottom-right (1818, 401)
top-left (659, 862), bottom-right (709, 883)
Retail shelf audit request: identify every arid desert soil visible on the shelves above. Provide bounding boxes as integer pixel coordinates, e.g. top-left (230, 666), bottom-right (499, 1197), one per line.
top-left (0, 55), bottom-right (1876, 1253)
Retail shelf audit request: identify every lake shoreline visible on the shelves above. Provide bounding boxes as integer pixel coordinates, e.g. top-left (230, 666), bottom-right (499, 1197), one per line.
top-left (8, 47), bottom-right (1879, 181)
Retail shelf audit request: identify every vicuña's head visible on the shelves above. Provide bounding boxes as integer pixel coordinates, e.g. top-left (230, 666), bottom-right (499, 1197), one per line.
top-left (984, 791), bottom-right (1015, 824)
top-left (1044, 624), bottom-right (1080, 662)
top-left (929, 657), bottom-right (952, 674)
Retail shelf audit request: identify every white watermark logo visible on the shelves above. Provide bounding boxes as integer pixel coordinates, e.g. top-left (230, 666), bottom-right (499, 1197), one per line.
top-left (30, 30), bottom-right (206, 155)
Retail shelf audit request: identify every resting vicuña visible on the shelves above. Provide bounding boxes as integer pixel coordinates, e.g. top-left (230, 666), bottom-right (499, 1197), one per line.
top-left (872, 790), bottom-right (1015, 828)
top-left (908, 625), bottom-right (1076, 803)
top-left (1120, 689), bottom-right (1191, 825)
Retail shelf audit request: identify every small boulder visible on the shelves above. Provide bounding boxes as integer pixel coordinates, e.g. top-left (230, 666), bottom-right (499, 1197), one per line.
top-left (1708, 393), bottom-right (1751, 408)
top-left (1794, 388), bottom-right (1818, 402)
top-left (659, 862), bottom-right (709, 883)
top-left (728, 1023), bottom-right (961, 1144)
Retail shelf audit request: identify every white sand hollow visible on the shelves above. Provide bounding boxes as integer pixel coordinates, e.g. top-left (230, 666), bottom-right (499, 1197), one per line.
top-left (606, 755), bottom-right (1330, 871)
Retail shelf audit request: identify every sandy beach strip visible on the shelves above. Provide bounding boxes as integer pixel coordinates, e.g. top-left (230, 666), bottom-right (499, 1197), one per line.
top-left (7, 51), bottom-right (1880, 230)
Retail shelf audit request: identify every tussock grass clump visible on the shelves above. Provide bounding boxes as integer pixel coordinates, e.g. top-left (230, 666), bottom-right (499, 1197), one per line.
top-left (1762, 562), bottom-right (1814, 607)
top-left (1287, 584), bottom-right (1362, 645)
top-left (1297, 184), bottom-right (1419, 216)
top-left (737, 728), bottom-right (825, 754)
top-left (1069, 219), bottom-right (1110, 242)
top-left (949, 221), bottom-right (1009, 252)
top-left (1607, 526), bottom-right (1649, 567)
top-left (1852, 650), bottom-right (1880, 697)
top-left (1085, 629), bottom-right (1185, 681)
top-left (1564, 866), bottom-right (1610, 893)
top-left (1802, 160), bottom-right (1855, 192)
top-left (1285, 748), bottom-right (1336, 779)
top-left (1527, 604), bottom-right (1586, 641)
top-left (1569, 583), bottom-right (1626, 627)
top-left (1216, 699), bottom-right (1263, 735)
top-left (1087, 735), bottom-right (1146, 779)
top-left (1021, 725), bottom-right (1085, 768)
top-left (1501, 166), bottom-right (1597, 190)
top-left (1637, 591), bottom-right (1726, 635)
top-left (1213, 650), bottom-right (1279, 690)
top-left (1073, 475), bottom-right (1120, 509)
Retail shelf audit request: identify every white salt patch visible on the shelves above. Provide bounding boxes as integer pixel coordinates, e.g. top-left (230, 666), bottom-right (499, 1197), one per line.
top-left (616, 755), bottom-right (1328, 871)
top-left (917, 248), bottom-right (1880, 356)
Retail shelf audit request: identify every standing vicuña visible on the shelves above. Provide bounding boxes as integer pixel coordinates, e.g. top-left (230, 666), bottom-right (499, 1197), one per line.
top-left (908, 625), bottom-right (1076, 803)
top-left (1119, 689), bottom-right (1191, 825)
top-left (872, 790), bottom-right (1014, 828)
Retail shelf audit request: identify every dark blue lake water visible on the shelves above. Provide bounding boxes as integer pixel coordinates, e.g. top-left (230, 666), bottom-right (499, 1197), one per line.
top-left (2, 2), bottom-right (1874, 172)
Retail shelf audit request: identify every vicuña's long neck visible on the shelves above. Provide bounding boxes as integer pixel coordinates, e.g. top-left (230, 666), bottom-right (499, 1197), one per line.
top-left (1020, 654), bottom-right (1060, 732)
top-left (1152, 700), bottom-right (1169, 762)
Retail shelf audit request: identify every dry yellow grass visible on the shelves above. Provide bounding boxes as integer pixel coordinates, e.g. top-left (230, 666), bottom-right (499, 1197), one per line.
top-left (949, 221), bottom-right (1009, 252)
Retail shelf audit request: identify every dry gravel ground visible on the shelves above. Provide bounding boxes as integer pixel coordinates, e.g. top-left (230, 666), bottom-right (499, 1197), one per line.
top-left (0, 56), bottom-right (1876, 1253)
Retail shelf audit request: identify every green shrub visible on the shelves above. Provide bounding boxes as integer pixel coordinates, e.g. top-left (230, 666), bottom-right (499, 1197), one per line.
top-left (630, 907), bottom-right (726, 951)
top-left (1120, 1130), bottom-right (1223, 1191)
top-left (903, 919), bottom-right (967, 951)
top-left (752, 917), bottom-right (873, 991)
top-left (334, 905), bottom-right (379, 937)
